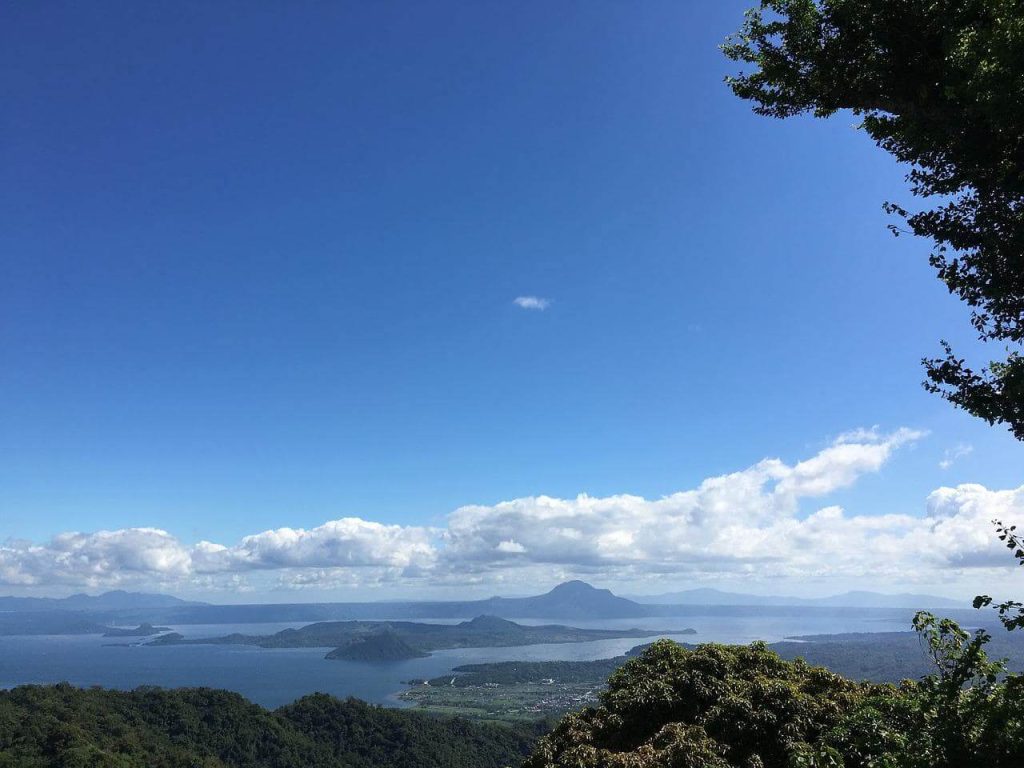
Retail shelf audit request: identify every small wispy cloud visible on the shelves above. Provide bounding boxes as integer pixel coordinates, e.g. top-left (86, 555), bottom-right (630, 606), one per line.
top-left (939, 443), bottom-right (973, 470)
top-left (513, 296), bottom-right (550, 311)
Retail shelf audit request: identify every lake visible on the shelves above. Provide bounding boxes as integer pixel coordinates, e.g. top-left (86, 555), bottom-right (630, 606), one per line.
top-left (0, 606), bottom-right (943, 708)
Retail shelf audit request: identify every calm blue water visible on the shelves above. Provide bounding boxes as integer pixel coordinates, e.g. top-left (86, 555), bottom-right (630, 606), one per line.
top-left (0, 608), bottom-right (926, 709)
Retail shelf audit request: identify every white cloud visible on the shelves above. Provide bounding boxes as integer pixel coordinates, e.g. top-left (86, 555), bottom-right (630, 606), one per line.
top-left (0, 520), bottom-right (435, 589)
top-left (924, 484), bottom-right (1023, 568)
top-left (495, 540), bottom-right (527, 554)
top-left (2, 426), bottom-right (1021, 594)
top-left (513, 296), bottom-right (550, 310)
top-left (442, 428), bottom-right (930, 577)
top-left (775, 427), bottom-right (925, 497)
top-left (939, 443), bottom-right (974, 470)
top-left (0, 528), bottom-right (191, 588)
top-left (195, 518), bottom-right (436, 573)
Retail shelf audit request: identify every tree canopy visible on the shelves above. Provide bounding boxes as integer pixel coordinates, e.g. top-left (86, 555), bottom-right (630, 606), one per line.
top-left (975, 520), bottom-right (1024, 631)
top-left (523, 638), bottom-right (1024, 768)
top-left (723, 0), bottom-right (1024, 438)
top-left (0, 685), bottom-right (540, 768)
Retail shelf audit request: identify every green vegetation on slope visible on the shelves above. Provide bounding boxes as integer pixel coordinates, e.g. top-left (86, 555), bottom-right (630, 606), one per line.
top-left (524, 637), bottom-right (1024, 767)
top-left (0, 684), bottom-right (541, 768)
top-left (325, 632), bottom-right (429, 662)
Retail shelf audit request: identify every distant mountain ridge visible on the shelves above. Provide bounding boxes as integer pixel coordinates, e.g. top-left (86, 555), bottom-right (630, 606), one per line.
top-left (119, 580), bottom-right (653, 625)
top-left (0, 590), bottom-right (206, 613)
top-left (630, 587), bottom-right (965, 609)
top-left (0, 582), bottom-right (968, 636)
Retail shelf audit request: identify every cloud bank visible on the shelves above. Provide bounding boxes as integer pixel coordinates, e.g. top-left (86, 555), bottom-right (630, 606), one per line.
top-left (2, 427), bottom-right (1021, 593)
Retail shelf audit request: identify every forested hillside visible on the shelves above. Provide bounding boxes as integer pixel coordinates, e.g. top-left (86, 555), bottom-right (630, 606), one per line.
top-left (0, 685), bottom-right (542, 768)
top-left (525, 639), bottom-right (1024, 767)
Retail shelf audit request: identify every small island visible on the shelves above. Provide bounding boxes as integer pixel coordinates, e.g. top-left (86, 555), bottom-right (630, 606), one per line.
top-left (102, 623), bottom-right (171, 638)
top-left (326, 632), bottom-right (429, 662)
top-left (149, 632), bottom-right (185, 644)
top-left (144, 615), bottom-right (683, 660)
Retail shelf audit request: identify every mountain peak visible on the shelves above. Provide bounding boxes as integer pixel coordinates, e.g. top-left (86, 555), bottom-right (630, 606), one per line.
top-left (547, 580), bottom-right (604, 596)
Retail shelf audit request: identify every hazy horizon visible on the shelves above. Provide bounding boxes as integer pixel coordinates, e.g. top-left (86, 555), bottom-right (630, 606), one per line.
top-left (0, 576), bottom-right (976, 607)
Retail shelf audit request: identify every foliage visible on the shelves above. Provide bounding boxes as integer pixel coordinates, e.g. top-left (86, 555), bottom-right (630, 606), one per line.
top-left (522, 638), bottom-right (1024, 768)
top-left (0, 684), bottom-right (538, 768)
top-left (975, 519), bottom-right (1024, 631)
top-left (722, 0), bottom-right (1024, 438)
top-left (278, 694), bottom-right (543, 768)
top-left (812, 611), bottom-right (1024, 768)
top-left (524, 640), bottom-right (870, 767)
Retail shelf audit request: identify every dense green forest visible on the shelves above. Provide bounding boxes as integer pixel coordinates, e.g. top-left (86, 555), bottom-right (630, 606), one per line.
top-left (526, 638), bottom-right (1024, 767)
top-left (0, 684), bottom-right (542, 768)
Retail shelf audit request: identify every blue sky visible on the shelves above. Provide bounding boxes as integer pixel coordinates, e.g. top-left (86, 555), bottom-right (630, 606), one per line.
top-left (1, 1), bottom-right (1021, 600)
